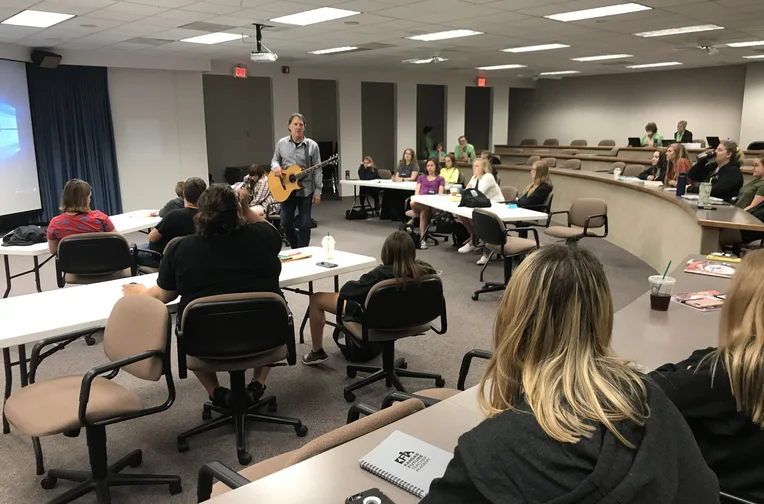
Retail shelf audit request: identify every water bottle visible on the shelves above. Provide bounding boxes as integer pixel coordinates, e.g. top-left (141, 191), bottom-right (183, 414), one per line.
top-left (676, 172), bottom-right (687, 197)
top-left (321, 232), bottom-right (335, 260)
top-left (613, 167), bottom-right (622, 181)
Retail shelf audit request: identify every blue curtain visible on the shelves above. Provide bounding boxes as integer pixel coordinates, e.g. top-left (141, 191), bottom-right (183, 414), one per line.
top-left (26, 64), bottom-right (122, 222)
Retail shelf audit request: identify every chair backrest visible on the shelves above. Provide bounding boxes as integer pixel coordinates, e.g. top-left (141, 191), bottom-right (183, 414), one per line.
top-left (571, 139), bottom-right (588, 146)
top-left (598, 139), bottom-right (616, 146)
top-left (377, 169), bottom-right (392, 180)
top-left (541, 157), bottom-right (556, 168)
top-left (559, 159), bottom-right (581, 170)
top-left (623, 164), bottom-right (644, 177)
top-left (560, 149), bottom-right (579, 156)
top-left (472, 209), bottom-right (507, 247)
top-left (520, 138), bottom-right (537, 146)
top-left (57, 232), bottom-right (132, 275)
top-left (610, 161), bottom-right (626, 174)
top-left (569, 198), bottom-right (607, 228)
top-left (543, 138), bottom-right (559, 146)
top-left (180, 293), bottom-right (294, 362)
top-left (743, 158), bottom-right (755, 168)
top-left (500, 186), bottom-right (518, 202)
top-left (164, 235), bottom-right (185, 254)
top-left (288, 398), bottom-right (426, 466)
top-left (545, 192), bottom-right (555, 211)
top-left (103, 295), bottom-right (170, 381)
top-left (457, 170), bottom-right (466, 185)
top-left (364, 276), bottom-right (444, 332)
top-left (606, 147), bottom-right (619, 156)
top-left (526, 155), bottom-right (540, 166)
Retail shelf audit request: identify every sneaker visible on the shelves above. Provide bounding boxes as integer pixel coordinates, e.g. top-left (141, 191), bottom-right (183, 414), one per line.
top-left (302, 348), bottom-right (330, 366)
top-left (476, 255), bottom-right (490, 266)
top-left (209, 387), bottom-right (230, 408)
top-left (458, 243), bottom-right (477, 254)
top-left (246, 381), bottom-right (266, 405)
top-left (420, 242), bottom-right (428, 250)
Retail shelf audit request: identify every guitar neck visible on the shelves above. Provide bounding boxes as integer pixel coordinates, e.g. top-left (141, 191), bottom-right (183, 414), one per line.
top-left (295, 157), bottom-right (337, 179)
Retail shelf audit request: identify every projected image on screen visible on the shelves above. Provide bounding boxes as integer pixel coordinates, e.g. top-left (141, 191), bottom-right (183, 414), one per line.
top-left (0, 102), bottom-right (20, 158)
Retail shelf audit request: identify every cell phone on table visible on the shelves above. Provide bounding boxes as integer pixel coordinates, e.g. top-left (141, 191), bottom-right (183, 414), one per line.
top-left (316, 261), bottom-right (338, 268)
top-left (346, 488), bottom-right (396, 504)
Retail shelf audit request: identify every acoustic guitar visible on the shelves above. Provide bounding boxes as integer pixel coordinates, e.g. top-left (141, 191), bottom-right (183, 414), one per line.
top-left (268, 154), bottom-right (339, 202)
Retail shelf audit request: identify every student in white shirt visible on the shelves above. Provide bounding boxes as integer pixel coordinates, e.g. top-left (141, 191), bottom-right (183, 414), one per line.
top-left (457, 159), bottom-right (504, 264)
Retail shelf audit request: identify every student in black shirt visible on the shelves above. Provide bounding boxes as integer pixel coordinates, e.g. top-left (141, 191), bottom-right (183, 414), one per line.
top-left (638, 150), bottom-right (667, 182)
top-left (123, 183), bottom-right (283, 407)
top-left (302, 230), bottom-right (436, 365)
top-left (137, 177), bottom-right (207, 268)
top-left (358, 155), bottom-right (380, 211)
top-left (156, 180), bottom-right (186, 218)
top-left (381, 148), bottom-right (419, 221)
top-left (650, 249), bottom-right (764, 501)
top-left (687, 140), bottom-right (744, 202)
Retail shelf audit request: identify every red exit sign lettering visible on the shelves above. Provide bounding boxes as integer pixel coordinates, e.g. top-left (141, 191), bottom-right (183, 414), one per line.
top-left (476, 77), bottom-right (487, 87)
top-left (234, 66), bottom-right (247, 78)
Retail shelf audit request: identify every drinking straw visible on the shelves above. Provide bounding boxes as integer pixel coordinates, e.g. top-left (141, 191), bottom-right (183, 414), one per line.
top-left (654, 261), bottom-right (671, 294)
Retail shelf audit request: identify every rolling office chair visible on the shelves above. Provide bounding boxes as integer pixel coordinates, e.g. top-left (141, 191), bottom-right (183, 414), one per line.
top-left (571, 139), bottom-right (588, 146)
top-left (520, 138), bottom-right (538, 146)
top-left (541, 157), bottom-right (557, 168)
top-left (499, 186), bottom-right (518, 203)
top-left (55, 233), bottom-right (137, 288)
top-left (545, 198), bottom-right (608, 245)
top-left (598, 139), bottom-right (616, 146)
top-left (526, 155), bottom-right (540, 166)
top-left (4, 296), bottom-right (181, 504)
top-left (333, 275), bottom-right (447, 402)
top-left (543, 138), bottom-right (559, 146)
top-left (133, 236), bottom-right (185, 275)
top-left (558, 159), bottom-right (582, 170)
top-left (623, 164), bottom-right (646, 177)
top-left (175, 293), bottom-right (307, 465)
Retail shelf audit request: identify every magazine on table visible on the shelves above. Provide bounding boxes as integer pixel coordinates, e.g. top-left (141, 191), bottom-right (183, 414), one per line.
top-left (684, 259), bottom-right (735, 278)
top-left (671, 290), bottom-right (725, 312)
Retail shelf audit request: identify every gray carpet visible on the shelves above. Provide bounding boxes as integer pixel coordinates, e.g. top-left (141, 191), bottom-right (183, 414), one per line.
top-left (0, 199), bottom-right (655, 503)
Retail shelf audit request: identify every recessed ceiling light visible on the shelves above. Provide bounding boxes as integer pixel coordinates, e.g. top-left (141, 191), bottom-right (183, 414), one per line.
top-left (634, 24), bottom-right (723, 37)
top-left (1, 9), bottom-right (74, 28)
top-left (407, 29), bottom-right (482, 41)
top-left (475, 64), bottom-right (527, 70)
top-left (743, 55), bottom-right (764, 59)
top-left (309, 46), bottom-right (359, 55)
top-left (181, 32), bottom-right (247, 44)
top-left (270, 7), bottom-right (359, 26)
top-left (571, 54), bottom-right (633, 62)
top-left (546, 3), bottom-right (651, 22)
top-left (626, 61), bottom-right (683, 68)
top-left (502, 43), bottom-right (569, 53)
top-left (727, 41), bottom-right (764, 48)
top-left (539, 70), bottom-right (581, 75)
top-left (402, 57), bottom-right (448, 64)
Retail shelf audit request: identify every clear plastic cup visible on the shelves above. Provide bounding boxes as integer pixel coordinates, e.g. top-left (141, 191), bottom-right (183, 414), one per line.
top-left (648, 275), bottom-right (676, 311)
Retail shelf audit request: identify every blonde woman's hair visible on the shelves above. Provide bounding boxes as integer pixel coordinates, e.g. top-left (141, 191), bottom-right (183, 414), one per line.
top-left (479, 245), bottom-right (650, 447)
top-left (524, 161), bottom-right (552, 196)
top-left (364, 155), bottom-right (376, 172)
top-left (474, 158), bottom-right (492, 177)
top-left (705, 249), bottom-right (764, 426)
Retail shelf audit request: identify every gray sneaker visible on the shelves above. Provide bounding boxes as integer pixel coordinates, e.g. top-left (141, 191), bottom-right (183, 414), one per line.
top-left (302, 348), bottom-right (329, 366)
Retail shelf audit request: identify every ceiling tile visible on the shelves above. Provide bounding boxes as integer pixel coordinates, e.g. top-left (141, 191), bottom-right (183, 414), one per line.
top-left (180, 2), bottom-right (240, 14)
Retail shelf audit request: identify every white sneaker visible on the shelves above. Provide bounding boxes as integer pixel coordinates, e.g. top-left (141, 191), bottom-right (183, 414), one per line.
top-left (420, 242), bottom-right (428, 250)
top-left (476, 256), bottom-right (490, 265)
top-left (458, 243), bottom-right (477, 254)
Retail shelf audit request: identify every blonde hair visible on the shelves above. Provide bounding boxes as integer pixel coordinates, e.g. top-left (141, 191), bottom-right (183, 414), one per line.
top-left (705, 250), bottom-right (764, 426)
top-left (474, 158), bottom-right (492, 177)
top-left (363, 155), bottom-right (376, 172)
top-left (665, 143), bottom-right (690, 183)
top-left (479, 245), bottom-right (649, 447)
top-left (523, 161), bottom-right (552, 196)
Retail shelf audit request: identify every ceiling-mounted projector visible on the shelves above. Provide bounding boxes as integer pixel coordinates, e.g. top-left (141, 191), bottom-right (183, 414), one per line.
top-left (250, 24), bottom-right (277, 63)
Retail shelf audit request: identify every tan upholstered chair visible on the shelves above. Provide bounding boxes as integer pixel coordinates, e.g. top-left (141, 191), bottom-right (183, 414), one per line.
top-left (471, 209), bottom-right (539, 300)
top-left (560, 149), bottom-right (579, 156)
top-left (526, 155), bottom-right (540, 166)
top-left (571, 139), bottom-right (588, 146)
top-left (743, 158), bottom-right (755, 168)
top-left (541, 157), bottom-right (557, 168)
top-left (197, 398), bottom-right (427, 500)
top-left (4, 296), bottom-right (180, 503)
top-left (545, 198), bottom-right (608, 244)
top-left (697, 139), bottom-right (706, 148)
top-left (609, 161), bottom-right (626, 174)
top-left (598, 139), bottom-right (616, 146)
top-left (55, 232), bottom-right (136, 288)
top-left (559, 159), bottom-right (581, 170)
top-left (377, 169), bottom-right (392, 180)
top-left (520, 138), bottom-right (538, 146)
top-left (606, 147), bottom-right (619, 156)
top-left (136, 235), bottom-right (185, 275)
top-left (623, 164), bottom-right (645, 177)
top-left (543, 138), bottom-right (559, 146)
top-left (175, 293), bottom-right (306, 465)
top-left (500, 185), bottom-right (518, 202)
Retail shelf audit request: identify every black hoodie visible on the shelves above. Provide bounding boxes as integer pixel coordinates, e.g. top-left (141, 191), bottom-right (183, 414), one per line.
top-left (687, 156), bottom-right (743, 202)
top-left (422, 382), bottom-right (720, 504)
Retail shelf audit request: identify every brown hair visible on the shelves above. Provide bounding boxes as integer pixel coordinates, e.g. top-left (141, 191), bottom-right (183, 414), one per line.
top-left (183, 177), bottom-right (207, 205)
top-left (400, 148), bottom-right (417, 166)
top-left (60, 179), bottom-right (92, 213)
top-left (481, 151), bottom-right (492, 159)
top-left (381, 231), bottom-right (428, 286)
top-left (645, 122), bottom-right (657, 135)
top-left (174, 180), bottom-right (186, 198)
top-left (363, 156), bottom-right (376, 172)
top-left (445, 153), bottom-right (457, 168)
top-left (248, 164), bottom-right (267, 181)
top-left (425, 157), bottom-right (441, 176)
top-left (719, 140), bottom-right (744, 165)
top-left (194, 183), bottom-right (243, 237)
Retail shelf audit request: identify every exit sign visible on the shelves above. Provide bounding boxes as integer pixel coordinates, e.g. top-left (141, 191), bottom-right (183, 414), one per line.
top-left (476, 77), bottom-right (487, 87)
top-left (234, 66), bottom-right (247, 78)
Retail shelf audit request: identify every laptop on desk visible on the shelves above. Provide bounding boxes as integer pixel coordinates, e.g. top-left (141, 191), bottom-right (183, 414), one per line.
top-left (662, 139), bottom-right (674, 147)
top-left (706, 136), bottom-right (721, 149)
top-left (627, 137), bottom-right (642, 147)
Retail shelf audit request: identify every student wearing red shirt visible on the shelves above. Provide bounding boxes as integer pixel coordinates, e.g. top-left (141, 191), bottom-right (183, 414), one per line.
top-left (46, 179), bottom-right (115, 255)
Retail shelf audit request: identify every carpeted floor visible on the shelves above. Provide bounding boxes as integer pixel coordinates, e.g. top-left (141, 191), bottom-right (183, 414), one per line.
top-left (0, 199), bottom-right (655, 503)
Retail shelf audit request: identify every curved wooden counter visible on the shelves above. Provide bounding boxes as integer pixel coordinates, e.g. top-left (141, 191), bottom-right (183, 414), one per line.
top-left (496, 144), bottom-right (764, 163)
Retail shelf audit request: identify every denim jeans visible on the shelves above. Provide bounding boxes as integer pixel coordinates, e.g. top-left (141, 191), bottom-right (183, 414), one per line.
top-left (280, 193), bottom-right (313, 248)
top-left (136, 242), bottom-right (161, 268)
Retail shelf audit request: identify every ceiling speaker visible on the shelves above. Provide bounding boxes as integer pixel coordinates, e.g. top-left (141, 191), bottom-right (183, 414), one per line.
top-left (31, 50), bottom-right (62, 69)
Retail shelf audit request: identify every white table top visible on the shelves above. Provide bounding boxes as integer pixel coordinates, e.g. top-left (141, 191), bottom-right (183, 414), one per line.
top-left (411, 194), bottom-right (548, 222)
top-left (0, 210), bottom-right (161, 257)
top-left (0, 247), bottom-right (376, 348)
top-left (340, 179), bottom-right (455, 191)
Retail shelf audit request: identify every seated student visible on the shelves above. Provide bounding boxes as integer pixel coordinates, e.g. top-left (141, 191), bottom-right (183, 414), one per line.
top-left (457, 159), bottom-right (504, 264)
top-left (423, 245), bottom-right (720, 504)
top-left (123, 184), bottom-right (282, 407)
top-left (650, 249), bottom-right (764, 501)
top-left (392, 148), bottom-right (419, 182)
top-left (518, 160), bottom-right (553, 208)
top-left (735, 155), bottom-right (764, 211)
top-left (46, 179), bottom-right (116, 255)
top-left (455, 136), bottom-right (476, 164)
top-left (439, 154), bottom-right (461, 185)
top-left (641, 122), bottom-right (663, 148)
top-left (302, 230), bottom-right (436, 365)
top-left (687, 140), bottom-right (744, 202)
top-left (675, 120), bottom-right (693, 143)
top-left (663, 142), bottom-right (692, 187)
top-left (409, 158), bottom-right (446, 250)
top-left (357, 156), bottom-right (380, 211)
top-left (155, 180), bottom-right (185, 217)
top-left (638, 150), bottom-right (667, 181)
top-left (136, 177), bottom-right (207, 268)
top-left (243, 164), bottom-right (279, 216)
top-left (430, 141), bottom-right (445, 162)
top-left (382, 148), bottom-right (419, 221)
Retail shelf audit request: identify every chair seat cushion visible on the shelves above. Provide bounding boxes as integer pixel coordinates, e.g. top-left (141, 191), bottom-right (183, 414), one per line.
top-left (211, 450), bottom-right (296, 497)
top-left (187, 346), bottom-right (288, 372)
top-left (4, 376), bottom-right (143, 437)
top-left (545, 225), bottom-right (585, 239)
top-left (343, 321), bottom-right (431, 342)
top-left (137, 265), bottom-right (159, 274)
top-left (65, 268), bottom-right (132, 284)
top-left (416, 388), bottom-right (461, 401)
top-left (485, 237), bottom-right (537, 256)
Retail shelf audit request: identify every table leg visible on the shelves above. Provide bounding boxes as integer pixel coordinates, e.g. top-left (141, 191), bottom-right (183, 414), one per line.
top-left (334, 275), bottom-right (339, 293)
top-left (298, 281), bottom-right (314, 345)
top-left (33, 256), bottom-right (42, 293)
top-left (15, 344), bottom-right (45, 474)
top-left (2, 348), bottom-right (11, 434)
top-left (18, 345), bottom-right (28, 387)
top-left (3, 255), bottom-right (10, 299)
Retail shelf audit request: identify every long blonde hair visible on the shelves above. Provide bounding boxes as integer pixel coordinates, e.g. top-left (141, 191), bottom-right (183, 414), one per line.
top-left (524, 161), bottom-right (552, 196)
top-left (474, 158), bottom-right (492, 177)
top-left (479, 245), bottom-right (649, 447)
top-left (706, 249), bottom-right (764, 426)
top-left (665, 143), bottom-right (690, 183)
top-left (363, 155), bottom-right (377, 172)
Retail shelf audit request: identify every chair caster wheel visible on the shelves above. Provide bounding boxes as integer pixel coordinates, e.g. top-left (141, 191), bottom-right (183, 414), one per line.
top-left (471, 294), bottom-right (479, 301)
top-left (128, 451), bottom-right (142, 468)
top-left (346, 369), bottom-right (357, 378)
top-left (169, 481), bottom-right (182, 495)
top-left (177, 439), bottom-right (189, 453)
top-left (202, 409), bottom-right (212, 421)
top-left (267, 402), bottom-right (277, 413)
top-left (238, 452), bottom-right (252, 465)
top-left (41, 476), bottom-right (57, 490)
top-left (85, 335), bottom-right (96, 346)
top-left (344, 391), bottom-right (356, 402)
top-left (435, 377), bottom-right (446, 388)
top-left (295, 424), bottom-right (308, 437)
top-left (399, 361), bottom-right (408, 369)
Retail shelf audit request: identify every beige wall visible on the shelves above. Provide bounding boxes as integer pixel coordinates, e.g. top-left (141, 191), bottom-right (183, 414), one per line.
top-left (741, 63), bottom-right (764, 148)
top-left (509, 65), bottom-right (747, 146)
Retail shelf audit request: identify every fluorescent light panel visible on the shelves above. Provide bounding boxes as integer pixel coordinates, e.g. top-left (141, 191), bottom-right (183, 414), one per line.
top-left (540, 70), bottom-right (581, 75)
top-left (626, 61), bottom-right (682, 68)
top-left (270, 7), bottom-right (359, 26)
top-left (743, 55), bottom-right (764, 59)
top-left (181, 32), bottom-right (246, 44)
top-left (1, 9), bottom-right (74, 28)
top-left (407, 29), bottom-right (482, 41)
top-left (546, 3), bottom-right (651, 22)
top-left (402, 57), bottom-right (448, 64)
top-left (727, 41), bottom-right (764, 48)
top-left (309, 46), bottom-right (358, 55)
top-left (571, 54), bottom-right (633, 62)
top-left (634, 24), bottom-right (723, 37)
top-left (502, 43), bottom-right (569, 53)
top-left (475, 64), bottom-right (527, 70)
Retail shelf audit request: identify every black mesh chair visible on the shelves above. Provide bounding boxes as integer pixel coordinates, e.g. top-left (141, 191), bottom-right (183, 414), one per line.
top-left (334, 275), bottom-right (447, 402)
top-left (176, 293), bottom-right (307, 465)
top-left (56, 233), bottom-right (137, 288)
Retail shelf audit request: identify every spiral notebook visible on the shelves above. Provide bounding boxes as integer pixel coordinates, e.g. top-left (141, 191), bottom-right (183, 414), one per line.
top-left (359, 430), bottom-right (453, 499)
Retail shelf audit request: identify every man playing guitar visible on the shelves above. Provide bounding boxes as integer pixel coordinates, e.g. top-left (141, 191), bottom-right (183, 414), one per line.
top-left (271, 113), bottom-right (322, 248)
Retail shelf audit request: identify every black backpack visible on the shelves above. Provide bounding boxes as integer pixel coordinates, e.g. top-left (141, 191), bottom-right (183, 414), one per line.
top-left (459, 188), bottom-right (492, 208)
top-left (2, 225), bottom-right (47, 247)
top-left (332, 325), bottom-right (382, 362)
top-left (345, 208), bottom-right (367, 220)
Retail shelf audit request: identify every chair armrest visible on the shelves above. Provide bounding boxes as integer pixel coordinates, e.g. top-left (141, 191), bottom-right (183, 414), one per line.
top-left (128, 245), bottom-right (138, 277)
top-left (511, 227), bottom-right (540, 247)
top-left (29, 327), bottom-right (105, 383)
top-left (546, 210), bottom-right (569, 228)
top-left (720, 492), bottom-right (757, 504)
top-left (583, 214), bottom-right (608, 237)
top-left (197, 461), bottom-right (251, 502)
top-left (430, 297), bottom-right (447, 335)
top-left (55, 257), bottom-right (65, 288)
top-left (381, 391), bottom-right (441, 409)
top-left (457, 349), bottom-right (492, 390)
top-left (346, 403), bottom-right (379, 424)
top-left (285, 308), bottom-right (296, 366)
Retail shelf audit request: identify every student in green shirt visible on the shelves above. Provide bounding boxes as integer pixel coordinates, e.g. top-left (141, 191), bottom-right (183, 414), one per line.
top-left (735, 156), bottom-right (764, 211)
top-left (455, 135), bottom-right (476, 163)
top-left (430, 142), bottom-right (445, 162)
top-left (640, 122), bottom-right (663, 148)
top-left (419, 126), bottom-right (434, 161)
